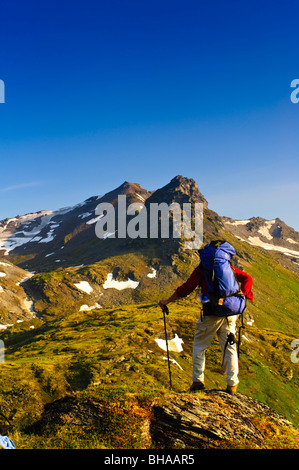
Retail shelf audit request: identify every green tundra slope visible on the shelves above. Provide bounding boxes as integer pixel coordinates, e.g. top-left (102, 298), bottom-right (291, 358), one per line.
top-left (0, 234), bottom-right (298, 449)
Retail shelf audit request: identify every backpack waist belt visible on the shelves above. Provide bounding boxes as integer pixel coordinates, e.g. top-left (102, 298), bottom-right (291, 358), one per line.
top-left (217, 291), bottom-right (243, 305)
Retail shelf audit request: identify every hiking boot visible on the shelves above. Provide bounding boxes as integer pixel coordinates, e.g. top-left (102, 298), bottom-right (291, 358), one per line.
top-left (189, 381), bottom-right (205, 392)
top-left (225, 384), bottom-right (238, 395)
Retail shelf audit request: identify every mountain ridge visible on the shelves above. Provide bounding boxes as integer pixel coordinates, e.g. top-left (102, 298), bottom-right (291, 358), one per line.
top-left (0, 175), bottom-right (298, 324)
top-left (1, 175), bottom-right (298, 275)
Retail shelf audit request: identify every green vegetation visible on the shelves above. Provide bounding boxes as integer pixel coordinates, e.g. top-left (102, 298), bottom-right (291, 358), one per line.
top-left (0, 295), bottom-right (297, 449)
top-left (0, 235), bottom-right (298, 449)
top-left (25, 251), bottom-right (186, 319)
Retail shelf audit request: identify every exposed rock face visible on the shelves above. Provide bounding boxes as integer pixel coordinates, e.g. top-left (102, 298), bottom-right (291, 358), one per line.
top-left (1, 176), bottom-right (298, 276)
top-left (0, 259), bottom-right (36, 325)
top-left (0, 175), bottom-right (210, 273)
top-left (34, 390), bottom-right (297, 449)
top-left (222, 216), bottom-right (299, 274)
top-left (150, 391), bottom-right (295, 449)
top-left (145, 175), bottom-right (208, 208)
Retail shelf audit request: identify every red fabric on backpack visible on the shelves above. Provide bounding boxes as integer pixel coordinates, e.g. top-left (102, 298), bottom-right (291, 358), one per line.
top-left (176, 264), bottom-right (253, 301)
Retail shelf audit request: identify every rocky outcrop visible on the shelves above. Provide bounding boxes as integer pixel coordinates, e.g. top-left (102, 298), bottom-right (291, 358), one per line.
top-left (33, 390), bottom-right (298, 449)
top-left (0, 259), bottom-right (37, 325)
top-left (145, 175), bottom-right (208, 208)
top-left (150, 390), bottom-right (296, 448)
top-left (223, 216), bottom-right (299, 275)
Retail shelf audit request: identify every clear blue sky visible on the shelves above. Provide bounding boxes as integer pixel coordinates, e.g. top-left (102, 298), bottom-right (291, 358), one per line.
top-left (0, 0), bottom-right (298, 230)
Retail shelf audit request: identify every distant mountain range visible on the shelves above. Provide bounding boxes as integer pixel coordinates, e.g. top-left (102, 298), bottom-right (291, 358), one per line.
top-left (222, 216), bottom-right (299, 274)
top-left (1, 175), bottom-right (298, 273)
top-left (0, 175), bottom-right (298, 324)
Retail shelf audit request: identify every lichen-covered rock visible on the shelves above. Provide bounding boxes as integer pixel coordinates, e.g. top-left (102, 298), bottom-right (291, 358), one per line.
top-left (33, 390), bottom-right (298, 449)
top-left (150, 390), bottom-right (296, 449)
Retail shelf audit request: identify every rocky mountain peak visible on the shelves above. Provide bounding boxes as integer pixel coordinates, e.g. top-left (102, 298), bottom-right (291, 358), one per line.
top-left (0, 175), bottom-right (298, 275)
top-left (222, 215), bottom-right (299, 274)
top-left (98, 180), bottom-right (152, 207)
top-left (113, 181), bottom-right (149, 196)
top-left (146, 174), bottom-right (208, 207)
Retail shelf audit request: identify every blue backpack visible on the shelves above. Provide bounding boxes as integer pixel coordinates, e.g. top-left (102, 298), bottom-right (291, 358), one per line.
top-left (199, 240), bottom-right (246, 317)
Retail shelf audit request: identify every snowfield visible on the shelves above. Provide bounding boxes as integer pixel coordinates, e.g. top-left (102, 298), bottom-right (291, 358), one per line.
top-left (74, 281), bottom-right (93, 294)
top-left (257, 220), bottom-right (276, 240)
top-left (0, 201), bottom-right (93, 255)
top-left (225, 218), bottom-right (299, 259)
top-left (0, 211), bottom-right (56, 254)
top-left (236, 235), bottom-right (299, 258)
top-left (103, 273), bottom-right (139, 290)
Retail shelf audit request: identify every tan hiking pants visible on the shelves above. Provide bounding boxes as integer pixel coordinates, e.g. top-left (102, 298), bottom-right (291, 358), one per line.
top-left (193, 314), bottom-right (239, 387)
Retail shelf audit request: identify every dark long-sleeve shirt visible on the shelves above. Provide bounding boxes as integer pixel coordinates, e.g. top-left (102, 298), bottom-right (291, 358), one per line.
top-left (176, 265), bottom-right (254, 301)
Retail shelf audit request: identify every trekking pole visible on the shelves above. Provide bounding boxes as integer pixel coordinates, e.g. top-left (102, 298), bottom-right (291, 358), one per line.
top-left (162, 304), bottom-right (172, 390)
top-left (237, 311), bottom-right (245, 358)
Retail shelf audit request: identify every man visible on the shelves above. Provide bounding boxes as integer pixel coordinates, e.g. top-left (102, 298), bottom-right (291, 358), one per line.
top-left (159, 246), bottom-right (253, 394)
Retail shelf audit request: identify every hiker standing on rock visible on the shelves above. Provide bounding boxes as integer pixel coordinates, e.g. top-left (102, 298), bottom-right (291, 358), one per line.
top-left (159, 240), bottom-right (253, 395)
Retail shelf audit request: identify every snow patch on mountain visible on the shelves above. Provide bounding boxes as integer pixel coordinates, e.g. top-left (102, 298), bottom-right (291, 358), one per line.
top-left (287, 238), bottom-right (299, 245)
top-left (237, 236), bottom-right (299, 258)
top-left (103, 273), bottom-right (139, 290)
top-left (24, 298), bottom-right (37, 315)
top-left (163, 357), bottom-right (183, 370)
top-left (0, 322), bottom-right (13, 330)
top-left (147, 268), bottom-right (157, 278)
top-left (103, 231), bottom-right (115, 239)
top-left (86, 215), bottom-right (104, 225)
top-left (16, 275), bottom-right (33, 286)
top-left (74, 281), bottom-right (93, 294)
top-left (0, 200), bottom-right (97, 255)
top-left (224, 217), bottom-right (299, 263)
top-left (226, 219), bottom-right (251, 226)
top-left (155, 333), bottom-right (184, 353)
top-left (0, 211), bottom-right (54, 254)
top-left (136, 193), bottom-right (145, 202)
top-left (79, 212), bottom-right (93, 219)
top-left (257, 220), bottom-right (276, 240)
top-left (79, 303), bottom-right (102, 311)
top-left (37, 222), bottom-right (60, 244)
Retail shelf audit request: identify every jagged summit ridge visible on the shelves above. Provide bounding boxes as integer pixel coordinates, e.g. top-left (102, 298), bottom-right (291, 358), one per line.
top-left (0, 175), bottom-right (298, 274)
top-left (223, 215), bottom-right (299, 273)
top-left (0, 176), bottom-right (208, 271)
top-left (146, 175), bottom-right (208, 207)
